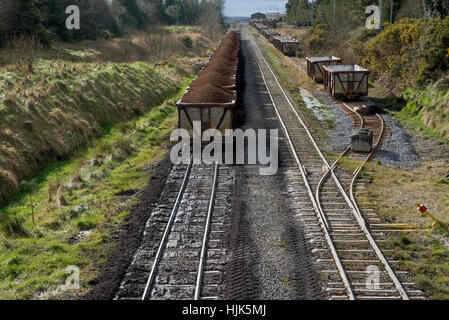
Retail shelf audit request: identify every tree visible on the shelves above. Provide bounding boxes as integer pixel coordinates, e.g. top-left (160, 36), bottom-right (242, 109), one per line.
top-left (165, 4), bottom-right (181, 24)
top-left (198, 0), bottom-right (223, 40)
top-left (92, 0), bottom-right (120, 35)
top-left (425, 0), bottom-right (449, 17)
top-left (0, 0), bottom-right (49, 46)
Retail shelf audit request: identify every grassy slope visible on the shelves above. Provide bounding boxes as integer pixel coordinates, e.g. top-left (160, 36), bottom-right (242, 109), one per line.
top-left (0, 76), bottom-right (193, 299)
top-left (0, 60), bottom-right (179, 204)
top-left (0, 26), bottom-right (216, 299)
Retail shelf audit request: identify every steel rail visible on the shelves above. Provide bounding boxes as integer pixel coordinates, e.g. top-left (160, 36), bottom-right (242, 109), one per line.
top-left (246, 27), bottom-right (355, 300)
top-left (194, 161), bottom-right (219, 300)
top-left (251, 28), bottom-right (366, 227)
top-left (141, 158), bottom-right (193, 300)
top-left (249, 25), bottom-right (409, 300)
top-left (336, 102), bottom-right (410, 300)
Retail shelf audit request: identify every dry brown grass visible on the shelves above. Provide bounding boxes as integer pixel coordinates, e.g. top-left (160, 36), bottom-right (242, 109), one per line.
top-left (53, 27), bottom-right (215, 64)
top-left (0, 35), bottom-right (43, 73)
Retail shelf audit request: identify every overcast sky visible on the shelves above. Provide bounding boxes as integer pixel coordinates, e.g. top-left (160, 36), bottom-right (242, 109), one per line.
top-left (223, 0), bottom-right (288, 17)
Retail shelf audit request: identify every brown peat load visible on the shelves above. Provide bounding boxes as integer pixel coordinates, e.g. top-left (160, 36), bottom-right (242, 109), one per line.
top-left (177, 31), bottom-right (240, 137)
top-left (189, 71), bottom-right (236, 90)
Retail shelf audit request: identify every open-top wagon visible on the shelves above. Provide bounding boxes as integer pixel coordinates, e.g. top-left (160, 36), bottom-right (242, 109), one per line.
top-left (261, 29), bottom-right (281, 41)
top-left (323, 64), bottom-right (370, 99)
top-left (271, 35), bottom-right (299, 56)
top-left (306, 56), bottom-right (342, 83)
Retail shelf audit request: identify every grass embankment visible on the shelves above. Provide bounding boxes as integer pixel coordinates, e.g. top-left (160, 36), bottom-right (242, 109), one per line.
top-left (385, 81), bottom-right (449, 143)
top-left (0, 26), bottom-right (216, 299)
top-left (350, 161), bottom-right (449, 299)
top-left (0, 75), bottom-right (194, 299)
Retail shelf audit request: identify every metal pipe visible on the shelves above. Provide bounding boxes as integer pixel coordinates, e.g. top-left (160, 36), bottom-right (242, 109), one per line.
top-left (333, 0), bottom-right (336, 24)
top-left (311, 0), bottom-right (314, 27)
top-left (390, 0), bottom-right (394, 24)
top-left (379, 0), bottom-right (383, 31)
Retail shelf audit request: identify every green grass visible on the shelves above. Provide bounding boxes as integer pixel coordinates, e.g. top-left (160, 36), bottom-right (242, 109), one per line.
top-left (0, 75), bottom-right (194, 299)
top-left (0, 59), bottom-right (182, 204)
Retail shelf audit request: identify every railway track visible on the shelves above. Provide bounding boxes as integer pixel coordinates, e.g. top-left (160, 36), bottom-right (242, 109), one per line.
top-left (245, 24), bottom-right (425, 300)
top-left (139, 160), bottom-right (223, 300)
top-left (116, 160), bottom-right (232, 300)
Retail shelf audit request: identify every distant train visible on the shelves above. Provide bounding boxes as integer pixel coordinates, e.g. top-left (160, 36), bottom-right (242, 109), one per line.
top-left (250, 22), bottom-right (300, 57)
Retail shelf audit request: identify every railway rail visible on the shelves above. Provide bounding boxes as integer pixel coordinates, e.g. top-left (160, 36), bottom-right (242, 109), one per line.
top-left (137, 160), bottom-right (225, 300)
top-left (244, 24), bottom-right (425, 300)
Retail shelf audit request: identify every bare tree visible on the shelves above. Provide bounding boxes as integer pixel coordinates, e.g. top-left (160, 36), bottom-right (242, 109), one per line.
top-left (198, 1), bottom-right (222, 40)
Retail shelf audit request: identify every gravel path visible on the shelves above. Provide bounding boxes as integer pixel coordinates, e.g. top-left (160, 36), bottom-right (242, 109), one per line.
top-left (224, 29), bottom-right (322, 300)
top-left (374, 116), bottom-right (420, 168)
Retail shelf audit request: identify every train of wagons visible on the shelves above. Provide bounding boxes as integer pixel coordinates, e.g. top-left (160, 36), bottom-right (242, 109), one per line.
top-left (251, 21), bottom-right (370, 100)
top-left (176, 23), bottom-right (370, 136)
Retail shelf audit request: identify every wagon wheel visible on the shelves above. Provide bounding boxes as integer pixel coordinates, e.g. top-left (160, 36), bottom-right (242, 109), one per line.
top-left (347, 93), bottom-right (358, 100)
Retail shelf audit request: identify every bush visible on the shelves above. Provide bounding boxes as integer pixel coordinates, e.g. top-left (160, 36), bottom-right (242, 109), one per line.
top-left (0, 213), bottom-right (29, 238)
top-left (180, 35), bottom-right (193, 48)
top-left (362, 17), bottom-right (449, 92)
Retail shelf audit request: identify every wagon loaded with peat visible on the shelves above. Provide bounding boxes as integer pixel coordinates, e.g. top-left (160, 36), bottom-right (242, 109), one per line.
top-left (177, 31), bottom-right (240, 138)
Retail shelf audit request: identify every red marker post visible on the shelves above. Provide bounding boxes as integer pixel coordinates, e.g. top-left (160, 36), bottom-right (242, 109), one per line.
top-left (416, 204), bottom-right (447, 229)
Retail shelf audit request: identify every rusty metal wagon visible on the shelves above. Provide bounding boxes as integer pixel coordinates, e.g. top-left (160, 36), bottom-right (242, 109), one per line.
top-left (306, 56), bottom-right (342, 83)
top-left (177, 99), bottom-right (236, 138)
top-left (261, 29), bottom-right (280, 41)
top-left (254, 23), bottom-right (268, 32)
top-left (271, 36), bottom-right (299, 56)
top-left (323, 64), bottom-right (370, 99)
top-left (177, 31), bottom-right (240, 139)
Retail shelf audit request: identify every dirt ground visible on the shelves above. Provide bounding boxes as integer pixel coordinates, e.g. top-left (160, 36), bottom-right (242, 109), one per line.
top-left (83, 155), bottom-right (173, 300)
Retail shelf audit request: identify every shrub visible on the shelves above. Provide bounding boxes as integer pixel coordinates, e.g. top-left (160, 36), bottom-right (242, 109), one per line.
top-left (180, 35), bottom-right (193, 48)
top-left (362, 17), bottom-right (449, 92)
top-left (0, 213), bottom-right (29, 238)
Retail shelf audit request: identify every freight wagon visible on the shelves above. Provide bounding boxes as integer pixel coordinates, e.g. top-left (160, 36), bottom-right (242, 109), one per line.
top-left (254, 23), bottom-right (268, 32)
top-left (271, 36), bottom-right (300, 56)
top-left (261, 29), bottom-right (281, 41)
top-left (323, 64), bottom-right (370, 99)
top-left (306, 56), bottom-right (342, 83)
top-left (177, 31), bottom-right (240, 138)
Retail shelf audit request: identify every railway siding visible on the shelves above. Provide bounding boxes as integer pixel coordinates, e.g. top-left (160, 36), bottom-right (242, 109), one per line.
top-left (245, 24), bottom-right (426, 300)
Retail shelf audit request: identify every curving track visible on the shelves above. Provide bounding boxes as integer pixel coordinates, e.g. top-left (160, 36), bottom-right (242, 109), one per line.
top-left (244, 24), bottom-right (425, 300)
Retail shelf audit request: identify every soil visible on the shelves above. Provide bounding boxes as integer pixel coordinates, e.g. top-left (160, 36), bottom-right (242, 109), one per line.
top-left (189, 71), bottom-right (234, 88)
top-left (82, 154), bottom-right (174, 300)
top-left (202, 63), bottom-right (236, 77)
top-left (181, 83), bottom-right (235, 103)
top-left (179, 30), bottom-right (239, 103)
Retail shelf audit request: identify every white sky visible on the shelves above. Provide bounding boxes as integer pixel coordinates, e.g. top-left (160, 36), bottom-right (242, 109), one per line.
top-left (223, 0), bottom-right (288, 17)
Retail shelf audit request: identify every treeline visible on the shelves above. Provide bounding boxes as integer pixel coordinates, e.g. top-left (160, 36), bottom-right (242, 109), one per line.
top-left (286, 0), bottom-right (449, 26)
top-left (0, 0), bottom-right (224, 46)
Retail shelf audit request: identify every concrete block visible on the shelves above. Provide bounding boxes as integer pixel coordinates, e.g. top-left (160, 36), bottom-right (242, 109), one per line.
top-left (351, 129), bottom-right (373, 153)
